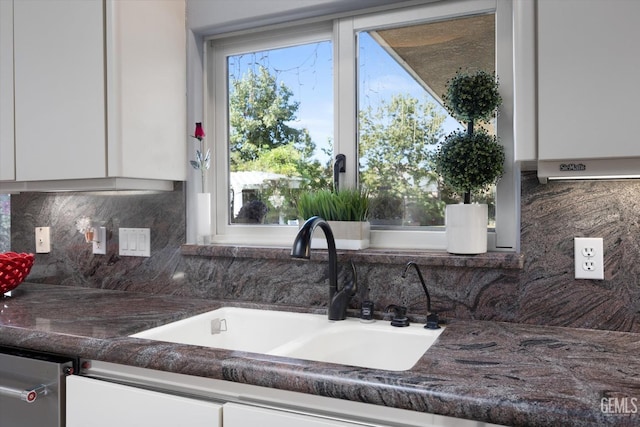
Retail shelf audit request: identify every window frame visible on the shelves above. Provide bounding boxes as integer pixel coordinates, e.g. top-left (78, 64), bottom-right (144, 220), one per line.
top-left (206, 22), bottom-right (333, 245)
top-left (203, 0), bottom-right (518, 251)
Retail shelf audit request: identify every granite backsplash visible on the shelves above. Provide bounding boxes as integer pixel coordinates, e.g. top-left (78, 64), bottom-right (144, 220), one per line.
top-left (8, 173), bottom-right (640, 333)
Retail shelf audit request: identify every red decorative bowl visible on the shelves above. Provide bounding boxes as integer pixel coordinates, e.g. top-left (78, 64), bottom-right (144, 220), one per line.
top-left (0, 252), bottom-right (35, 294)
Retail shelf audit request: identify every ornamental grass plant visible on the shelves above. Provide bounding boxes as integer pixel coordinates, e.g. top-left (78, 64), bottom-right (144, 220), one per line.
top-left (297, 189), bottom-right (370, 222)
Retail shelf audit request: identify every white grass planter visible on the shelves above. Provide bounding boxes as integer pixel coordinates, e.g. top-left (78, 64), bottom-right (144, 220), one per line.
top-left (310, 221), bottom-right (370, 250)
top-left (445, 204), bottom-right (488, 254)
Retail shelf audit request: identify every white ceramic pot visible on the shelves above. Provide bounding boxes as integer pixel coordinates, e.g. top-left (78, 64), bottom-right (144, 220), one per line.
top-left (309, 221), bottom-right (370, 250)
top-left (196, 192), bottom-right (211, 244)
top-left (445, 204), bottom-right (488, 254)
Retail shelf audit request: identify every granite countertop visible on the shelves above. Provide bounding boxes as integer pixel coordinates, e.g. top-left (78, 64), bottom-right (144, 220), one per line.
top-left (1, 283), bottom-right (638, 427)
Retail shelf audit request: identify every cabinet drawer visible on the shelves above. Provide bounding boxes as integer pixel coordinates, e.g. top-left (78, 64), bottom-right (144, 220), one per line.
top-left (223, 402), bottom-right (368, 427)
top-left (66, 376), bottom-right (222, 427)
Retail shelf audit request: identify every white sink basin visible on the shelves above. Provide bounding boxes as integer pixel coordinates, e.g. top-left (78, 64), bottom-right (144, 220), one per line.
top-left (131, 307), bottom-right (444, 371)
top-left (131, 307), bottom-right (329, 353)
top-left (270, 320), bottom-right (443, 371)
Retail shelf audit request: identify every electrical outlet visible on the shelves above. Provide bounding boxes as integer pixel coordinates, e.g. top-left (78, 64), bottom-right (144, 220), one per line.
top-left (35, 227), bottom-right (51, 253)
top-left (581, 247), bottom-right (596, 258)
top-left (92, 226), bottom-right (107, 255)
top-left (574, 237), bottom-right (604, 280)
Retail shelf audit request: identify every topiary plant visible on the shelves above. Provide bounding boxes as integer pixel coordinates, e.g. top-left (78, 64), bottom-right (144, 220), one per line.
top-left (435, 130), bottom-right (504, 203)
top-left (435, 69), bottom-right (504, 204)
top-left (442, 69), bottom-right (502, 133)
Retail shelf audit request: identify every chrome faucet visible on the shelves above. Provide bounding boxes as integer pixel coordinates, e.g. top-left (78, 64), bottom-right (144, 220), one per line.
top-left (401, 261), bottom-right (440, 329)
top-left (291, 216), bottom-right (356, 320)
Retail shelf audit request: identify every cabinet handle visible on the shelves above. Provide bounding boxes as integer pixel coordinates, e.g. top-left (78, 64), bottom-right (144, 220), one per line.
top-left (0, 383), bottom-right (48, 403)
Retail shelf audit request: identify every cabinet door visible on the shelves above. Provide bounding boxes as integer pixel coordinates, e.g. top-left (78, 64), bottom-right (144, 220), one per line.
top-left (538, 0), bottom-right (640, 161)
top-left (13, 0), bottom-right (106, 181)
top-left (223, 402), bottom-right (377, 427)
top-left (66, 376), bottom-right (222, 427)
top-left (105, 0), bottom-right (186, 181)
top-left (0, 0), bottom-right (14, 181)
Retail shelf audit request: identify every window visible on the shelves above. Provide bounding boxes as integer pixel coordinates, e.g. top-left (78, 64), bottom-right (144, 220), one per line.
top-left (226, 38), bottom-right (333, 226)
top-left (205, 0), bottom-right (517, 250)
top-left (0, 194), bottom-right (9, 252)
top-left (358, 26), bottom-right (468, 228)
top-left (208, 23), bottom-right (333, 244)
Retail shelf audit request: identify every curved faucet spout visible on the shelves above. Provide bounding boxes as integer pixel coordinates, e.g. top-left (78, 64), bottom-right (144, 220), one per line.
top-left (291, 216), bottom-right (335, 260)
top-left (292, 216), bottom-right (352, 320)
top-left (402, 261), bottom-right (431, 312)
top-left (402, 261), bottom-right (439, 329)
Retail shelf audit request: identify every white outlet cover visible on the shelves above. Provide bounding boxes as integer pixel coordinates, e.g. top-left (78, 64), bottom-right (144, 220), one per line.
top-left (35, 227), bottom-right (51, 253)
top-left (574, 237), bottom-right (604, 280)
top-left (92, 227), bottom-right (107, 255)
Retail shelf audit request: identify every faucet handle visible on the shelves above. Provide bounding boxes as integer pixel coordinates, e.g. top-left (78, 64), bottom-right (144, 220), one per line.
top-left (347, 261), bottom-right (357, 294)
top-left (425, 312), bottom-right (440, 329)
top-left (386, 304), bottom-right (410, 327)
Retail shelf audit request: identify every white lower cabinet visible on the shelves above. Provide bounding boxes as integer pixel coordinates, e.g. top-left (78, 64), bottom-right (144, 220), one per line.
top-left (223, 402), bottom-right (369, 427)
top-left (66, 376), bottom-right (222, 427)
top-left (67, 362), bottom-right (504, 427)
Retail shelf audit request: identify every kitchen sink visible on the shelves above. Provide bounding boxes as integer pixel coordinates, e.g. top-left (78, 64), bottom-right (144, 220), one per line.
top-left (131, 307), bottom-right (444, 371)
top-left (130, 307), bottom-right (329, 353)
top-left (269, 320), bottom-right (443, 371)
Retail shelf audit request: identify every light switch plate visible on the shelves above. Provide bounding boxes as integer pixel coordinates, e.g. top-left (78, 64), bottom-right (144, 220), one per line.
top-left (35, 227), bottom-right (51, 253)
top-left (119, 228), bottom-right (150, 257)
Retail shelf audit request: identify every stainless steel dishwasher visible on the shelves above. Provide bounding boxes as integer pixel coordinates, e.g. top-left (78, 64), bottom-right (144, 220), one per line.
top-left (0, 346), bottom-right (76, 427)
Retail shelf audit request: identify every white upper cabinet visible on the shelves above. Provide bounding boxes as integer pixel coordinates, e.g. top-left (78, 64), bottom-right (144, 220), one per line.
top-left (0, 0), bottom-right (15, 181)
top-left (13, 0), bottom-right (106, 182)
top-left (2, 0), bottom-right (186, 191)
top-left (105, 0), bottom-right (187, 181)
top-left (537, 0), bottom-right (640, 178)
